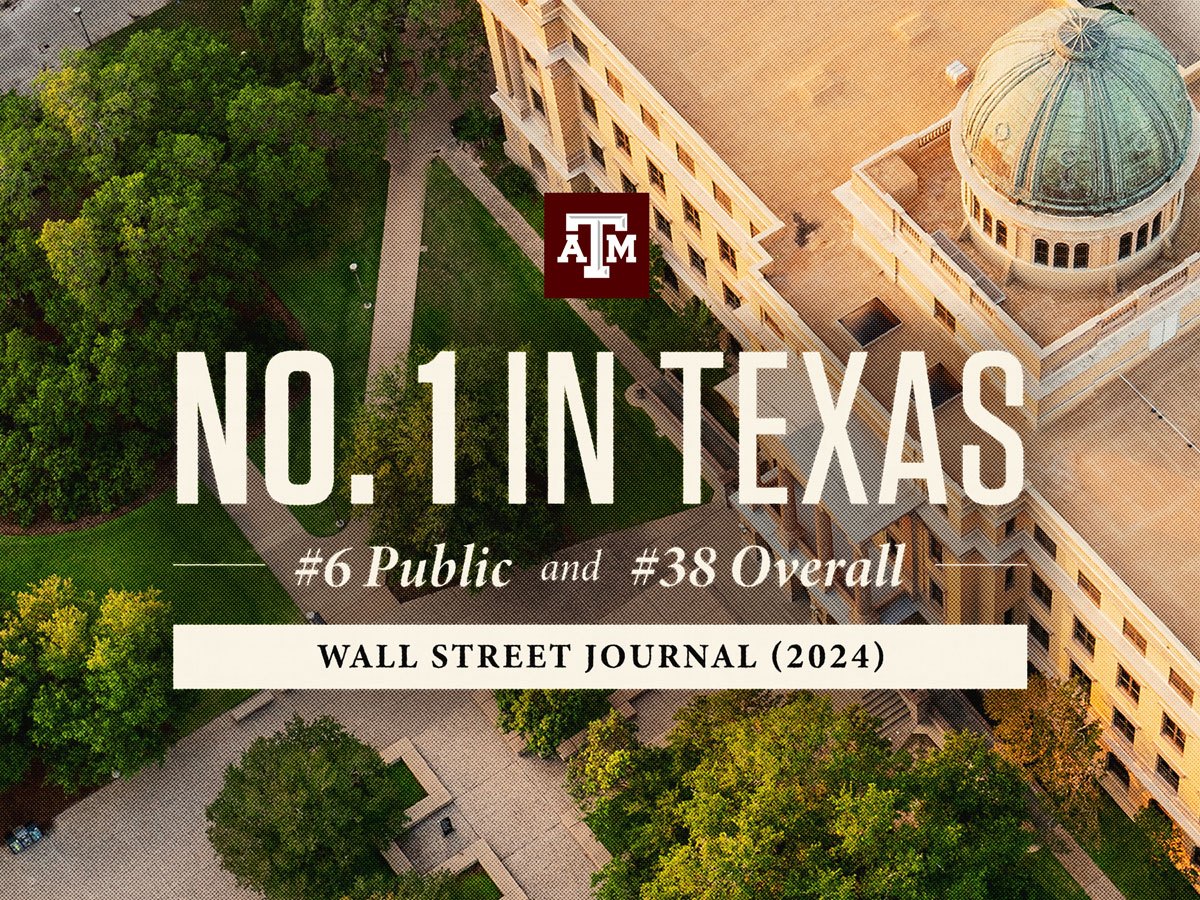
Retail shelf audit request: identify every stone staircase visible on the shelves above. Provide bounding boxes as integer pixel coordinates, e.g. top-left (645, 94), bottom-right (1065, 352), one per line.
top-left (862, 689), bottom-right (914, 745)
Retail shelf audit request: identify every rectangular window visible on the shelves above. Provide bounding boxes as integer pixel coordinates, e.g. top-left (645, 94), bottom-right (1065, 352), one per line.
top-left (530, 88), bottom-right (545, 116)
top-left (661, 263), bottom-right (679, 292)
top-left (571, 32), bottom-right (590, 63)
top-left (1034, 239), bottom-right (1049, 265)
top-left (529, 146), bottom-right (546, 176)
top-left (606, 68), bottom-right (624, 99)
top-left (722, 282), bottom-right (742, 309)
top-left (1077, 571), bottom-right (1101, 605)
top-left (1069, 660), bottom-right (1092, 696)
top-left (1004, 608), bottom-right (1015, 625)
top-left (1113, 707), bottom-right (1136, 742)
top-left (929, 579), bottom-right (944, 607)
top-left (1137, 223), bottom-right (1149, 251)
top-left (647, 159), bottom-right (665, 193)
top-left (1123, 618), bottom-right (1148, 655)
top-left (1072, 616), bottom-right (1096, 657)
top-left (653, 208), bottom-right (672, 239)
top-left (640, 106), bottom-right (659, 138)
top-left (1152, 212), bottom-right (1163, 240)
top-left (718, 235), bottom-right (737, 271)
top-left (1163, 713), bottom-right (1187, 753)
top-left (1156, 755), bottom-right (1181, 792)
top-left (613, 123), bottom-right (631, 156)
top-left (687, 245), bottom-right (706, 277)
top-left (983, 209), bottom-right (993, 236)
top-left (929, 534), bottom-right (943, 563)
top-left (1170, 668), bottom-right (1194, 706)
top-left (1117, 664), bottom-right (1141, 704)
top-left (1119, 232), bottom-right (1134, 259)
top-left (1004, 566), bottom-right (1016, 590)
top-left (620, 171), bottom-right (637, 193)
top-left (677, 143), bottom-right (695, 175)
top-left (713, 182), bottom-right (732, 214)
top-left (1107, 752), bottom-right (1131, 786)
top-left (682, 197), bottom-right (702, 232)
top-left (579, 88), bottom-right (598, 121)
top-left (589, 137), bottom-right (605, 167)
top-left (1034, 525), bottom-right (1057, 559)
top-left (933, 298), bottom-right (956, 331)
top-left (1004, 517), bottom-right (1018, 538)
top-left (1029, 616), bottom-right (1050, 650)
top-left (995, 220), bottom-right (1008, 247)
top-left (1030, 571), bottom-right (1052, 608)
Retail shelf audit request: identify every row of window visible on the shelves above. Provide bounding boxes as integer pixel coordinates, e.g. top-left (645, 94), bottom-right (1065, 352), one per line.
top-left (969, 194), bottom-right (1165, 268)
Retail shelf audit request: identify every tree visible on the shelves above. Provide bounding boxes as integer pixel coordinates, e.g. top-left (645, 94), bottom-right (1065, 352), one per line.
top-left (341, 871), bottom-right (466, 900)
top-left (0, 576), bottom-right (171, 791)
top-left (495, 688), bottom-right (610, 757)
top-left (566, 710), bottom-right (640, 809)
top-left (984, 673), bottom-right (1105, 837)
top-left (343, 346), bottom-right (556, 566)
top-left (1136, 803), bottom-right (1200, 887)
top-left (244, 0), bottom-right (314, 83)
top-left (207, 716), bottom-right (409, 900)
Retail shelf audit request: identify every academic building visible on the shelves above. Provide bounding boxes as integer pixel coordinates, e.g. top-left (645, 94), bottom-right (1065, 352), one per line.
top-left (476, 0), bottom-right (1200, 863)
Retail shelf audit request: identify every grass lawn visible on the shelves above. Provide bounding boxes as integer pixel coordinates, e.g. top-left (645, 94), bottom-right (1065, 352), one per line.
top-left (1023, 846), bottom-right (1091, 900)
top-left (455, 866), bottom-right (503, 900)
top-left (413, 159), bottom-right (695, 540)
top-left (1078, 794), bottom-right (1199, 899)
top-left (389, 759), bottom-right (427, 812)
top-left (0, 489), bottom-right (298, 732)
top-left (479, 142), bottom-right (545, 236)
top-left (247, 153), bottom-right (391, 536)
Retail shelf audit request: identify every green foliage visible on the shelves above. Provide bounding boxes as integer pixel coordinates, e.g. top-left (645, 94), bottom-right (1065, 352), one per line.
top-left (0, 576), bottom-right (171, 792)
top-left (493, 162), bottom-right (537, 202)
top-left (243, 0), bottom-right (314, 83)
top-left (574, 691), bottom-right (1036, 900)
top-left (207, 716), bottom-right (410, 900)
top-left (343, 346), bottom-right (556, 566)
top-left (451, 105), bottom-right (502, 145)
top-left (984, 673), bottom-right (1105, 838)
top-left (494, 689), bottom-right (611, 757)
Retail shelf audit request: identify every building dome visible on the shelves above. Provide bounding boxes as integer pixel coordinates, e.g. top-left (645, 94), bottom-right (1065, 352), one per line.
top-left (960, 8), bottom-right (1193, 216)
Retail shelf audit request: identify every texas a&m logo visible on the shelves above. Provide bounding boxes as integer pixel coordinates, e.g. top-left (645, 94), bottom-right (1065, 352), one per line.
top-left (544, 192), bottom-right (650, 299)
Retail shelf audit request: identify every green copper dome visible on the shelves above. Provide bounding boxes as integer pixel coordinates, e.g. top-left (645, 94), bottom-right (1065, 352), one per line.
top-left (961, 8), bottom-right (1194, 216)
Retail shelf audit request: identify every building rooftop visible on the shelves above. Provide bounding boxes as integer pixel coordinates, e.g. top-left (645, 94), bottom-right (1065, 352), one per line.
top-left (570, 0), bottom-right (1200, 656)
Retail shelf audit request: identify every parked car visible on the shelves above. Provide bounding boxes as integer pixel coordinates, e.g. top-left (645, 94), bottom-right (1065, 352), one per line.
top-left (7, 824), bottom-right (42, 854)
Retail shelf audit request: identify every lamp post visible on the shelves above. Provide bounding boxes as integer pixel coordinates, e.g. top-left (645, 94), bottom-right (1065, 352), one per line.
top-left (350, 262), bottom-right (371, 309)
top-left (72, 7), bottom-right (92, 47)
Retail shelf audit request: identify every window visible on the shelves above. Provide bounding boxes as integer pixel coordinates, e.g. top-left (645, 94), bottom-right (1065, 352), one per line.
top-left (929, 535), bottom-right (943, 563)
top-left (1123, 618), bottom-right (1147, 655)
top-left (605, 68), bottom-right (624, 99)
top-left (653, 207), bottom-right (672, 239)
top-left (1073, 617), bottom-right (1096, 656)
top-left (1152, 212), bottom-right (1163, 240)
top-left (1031, 571), bottom-right (1052, 608)
top-left (580, 88), bottom-right (598, 121)
top-left (718, 235), bottom-right (737, 270)
top-left (1117, 664), bottom-right (1141, 703)
top-left (687, 245), bottom-right (706, 277)
top-left (1113, 708), bottom-right (1136, 742)
top-left (1163, 714), bottom-right (1187, 753)
top-left (1170, 668), bottom-right (1194, 706)
top-left (620, 171), bottom-right (637, 193)
top-left (995, 220), bottom-right (1008, 247)
top-left (1156, 755), bottom-right (1181, 792)
top-left (722, 282), bottom-right (742, 309)
top-left (1070, 660), bottom-right (1093, 696)
top-left (647, 159), bottom-right (665, 193)
top-left (1077, 570), bottom-right (1101, 605)
top-left (640, 106), bottom-right (659, 138)
top-left (682, 197), bottom-right (701, 232)
top-left (929, 579), bottom-right (944, 607)
top-left (571, 32), bottom-right (590, 63)
top-left (1074, 243), bottom-right (1090, 269)
top-left (713, 182), bottom-right (732, 214)
top-left (661, 264), bottom-right (678, 292)
top-left (530, 88), bottom-right (545, 116)
top-left (1003, 608), bottom-right (1015, 625)
top-left (1107, 752), bottom-right (1131, 787)
top-left (529, 146), bottom-right (546, 176)
top-left (677, 143), bottom-right (695, 175)
top-left (1004, 566), bottom-right (1016, 590)
top-left (1034, 525), bottom-right (1057, 559)
top-left (1034, 239), bottom-right (1049, 265)
top-left (613, 123), bottom-right (631, 156)
top-left (1137, 223), bottom-right (1150, 251)
top-left (1004, 517), bottom-right (1018, 538)
top-left (983, 209), bottom-right (993, 236)
top-left (1119, 232), bottom-right (1134, 259)
top-left (933, 298), bottom-right (956, 331)
top-left (1029, 616), bottom-right (1050, 650)
top-left (589, 138), bottom-right (605, 167)
top-left (1053, 242), bottom-right (1070, 268)
top-left (972, 196), bottom-right (981, 221)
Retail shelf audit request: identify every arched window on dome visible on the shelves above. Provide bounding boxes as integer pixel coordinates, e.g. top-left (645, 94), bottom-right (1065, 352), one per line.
top-left (1074, 243), bottom-right (1090, 269)
top-left (1034, 239), bottom-right (1049, 266)
top-left (1136, 223), bottom-right (1149, 251)
top-left (995, 221), bottom-right (1007, 248)
top-left (1152, 213), bottom-right (1163, 241)
top-left (1053, 243), bottom-right (1070, 268)
top-left (1119, 233), bottom-right (1134, 260)
top-left (972, 196), bottom-right (981, 221)
top-left (983, 210), bottom-right (993, 238)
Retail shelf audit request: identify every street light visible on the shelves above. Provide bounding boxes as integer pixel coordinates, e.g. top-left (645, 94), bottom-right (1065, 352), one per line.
top-left (350, 262), bottom-right (371, 309)
top-left (72, 7), bottom-right (92, 47)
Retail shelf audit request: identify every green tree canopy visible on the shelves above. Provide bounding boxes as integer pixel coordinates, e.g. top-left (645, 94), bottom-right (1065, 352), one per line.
top-left (0, 576), bottom-right (171, 791)
top-left (207, 716), bottom-right (410, 900)
top-left (495, 688), bottom-right (610, 757)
